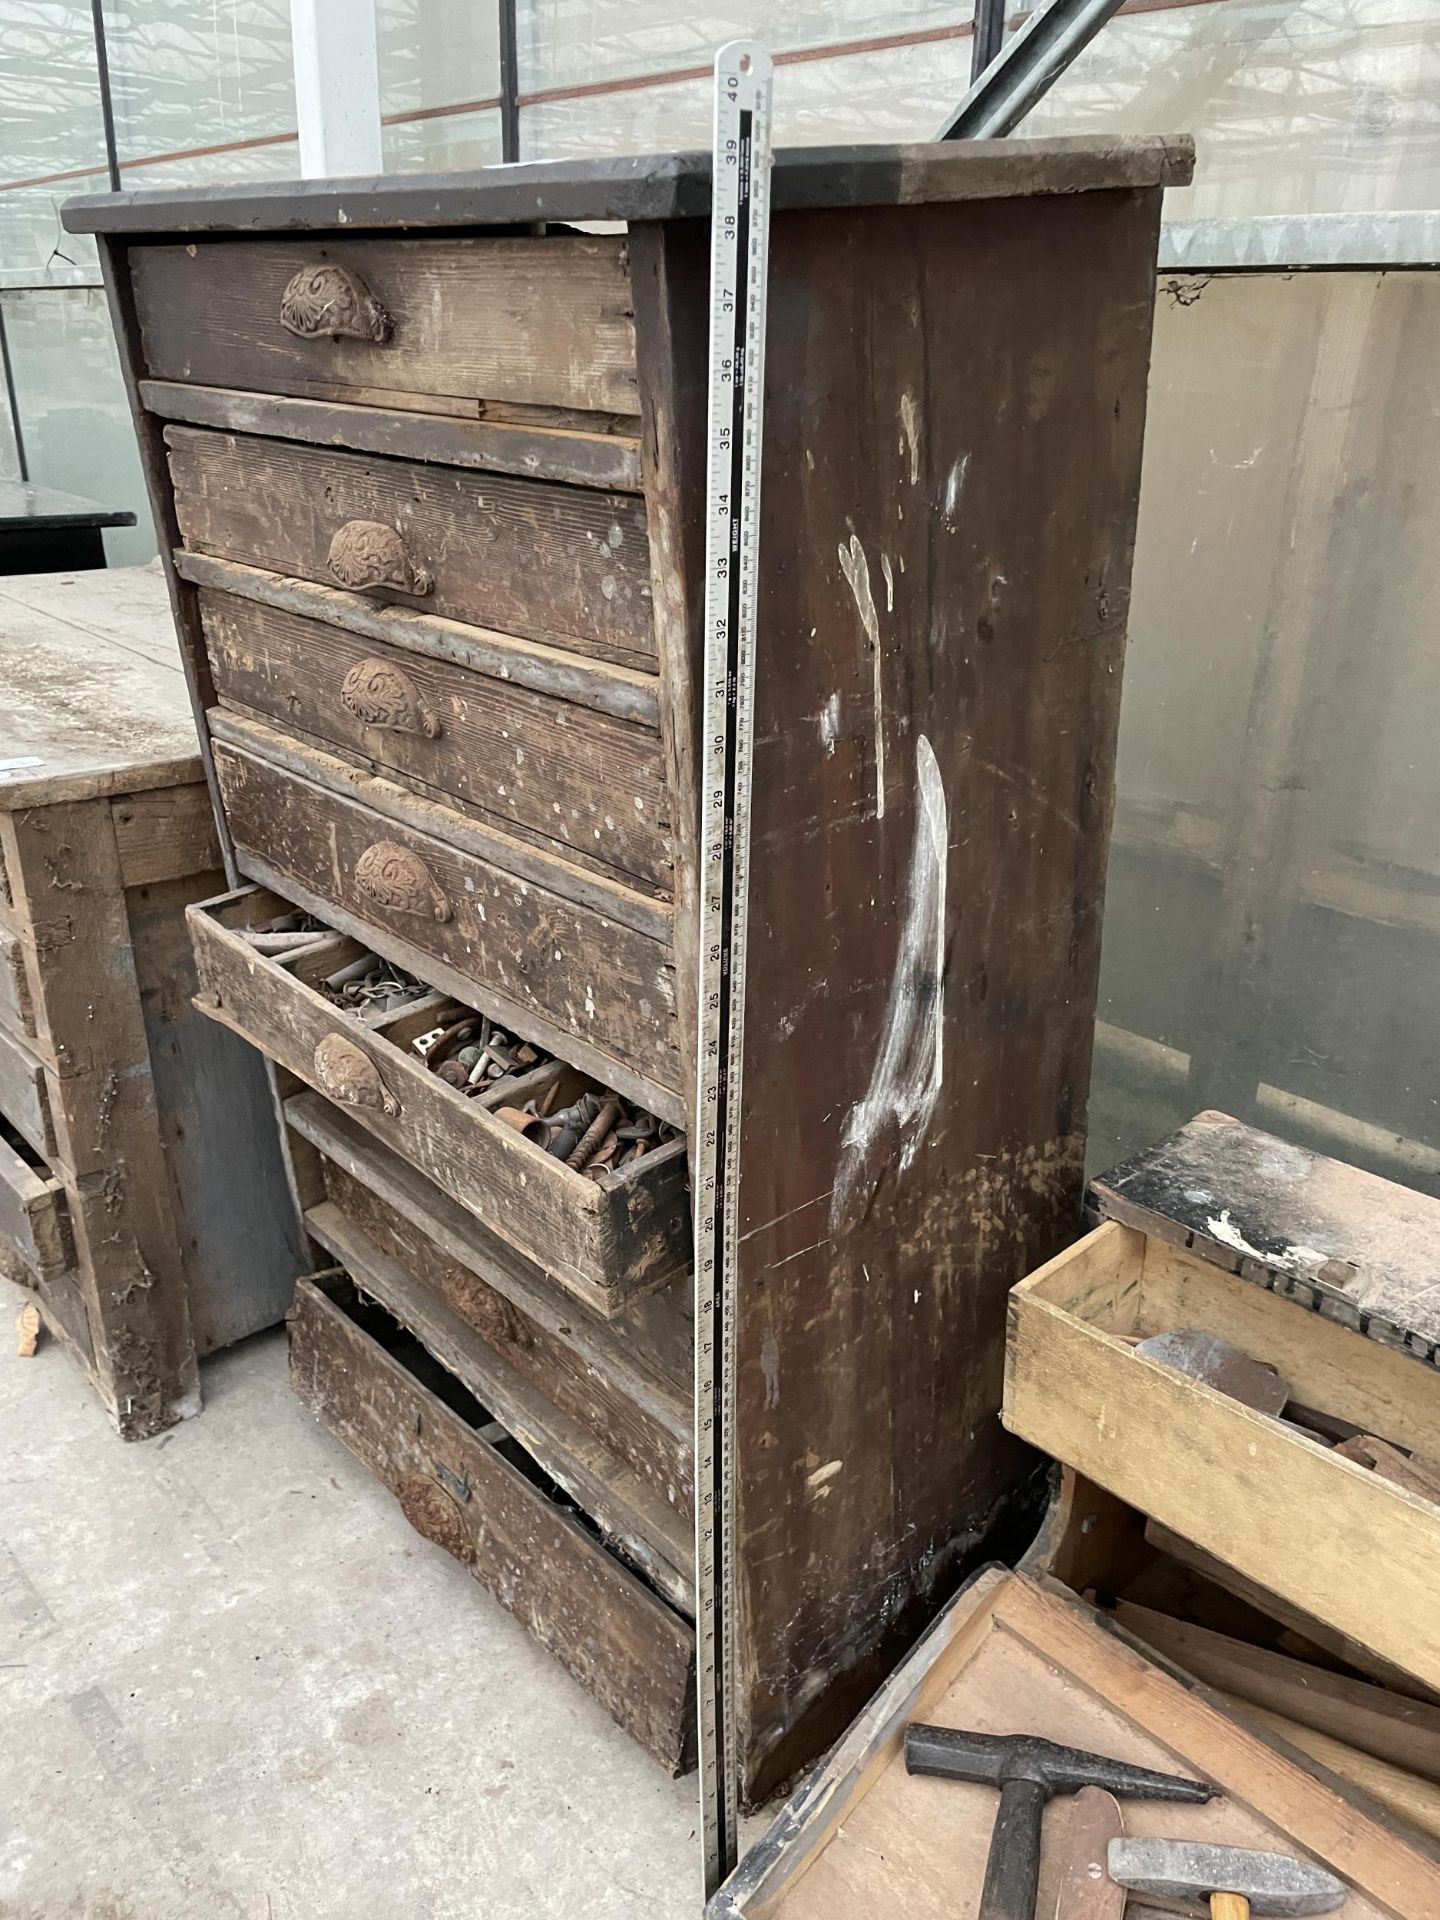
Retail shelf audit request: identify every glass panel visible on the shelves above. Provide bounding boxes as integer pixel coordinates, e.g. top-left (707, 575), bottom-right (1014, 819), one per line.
top-left (100, 0), bottom-right (296, 170)
top-left (1027, 0), bottom-right (1440, 221)
top-left (0, 2), bottom-right (108, 285)
top-left (379, 0), bottom-right (499, 123)
top-left (385, 108), bottom-right (504, 175)
top-left (0, 287), bottom-right (156, 565)
top-left (1090, 269), bottom-right (1440, 1199)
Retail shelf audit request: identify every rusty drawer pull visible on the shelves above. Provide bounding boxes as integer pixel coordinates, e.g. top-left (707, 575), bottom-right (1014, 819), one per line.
top-left (340, 658), bottom-right (441, 738)
top-left (396, 1472), bottom-right (473, 1564)
top-left (354, 841), bottom-right (452, 923)
top-left (279, 263), bottom-right (391, 343)
top-left (327, 520), bottom-right (433, 597)
top-left (312, 1032), bottom-right (400, 1117)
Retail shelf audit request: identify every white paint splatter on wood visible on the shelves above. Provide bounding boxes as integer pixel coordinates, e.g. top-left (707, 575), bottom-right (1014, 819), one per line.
top-left (899, 392), bottom-right (922, 486)
top-left (942, 453), bottom-right (970, 529)
top-left (818, 692), bottom-right (841, 757)
top-left (838, 534), bottom-right (885, 820)
top-left (881, 553), bottom-right (895, 613)
top-left (831, 734), bottom-right (947, 1229)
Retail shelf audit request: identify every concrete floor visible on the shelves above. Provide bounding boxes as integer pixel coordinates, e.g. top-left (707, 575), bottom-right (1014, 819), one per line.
top-left (0, 1275), bottom-right (702, 1919)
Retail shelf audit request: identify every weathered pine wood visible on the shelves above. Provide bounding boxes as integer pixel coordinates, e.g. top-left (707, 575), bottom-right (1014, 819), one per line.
top-left (198, 586), bottom-right (672, 894)
top-left (1092, 1109), bottom-right (1440, 1367)
top-left (138, 381), bottom-right (645, 492)
top-left (112, 782), bottom-right (221, 888)
top-left (211, 737), bottom-right (682, 1110)
top-left (718, 185), bottom-right (1165, 1800)
top-left (289, 1272), bottom-right (697, 1774)
top-left (0, 1022), bottom-right (55, 1159)
top-left (165, 425), bottom-right (656, 669)
top-left (306, 1198), bottom-right (694, 1610)
top-left (1007, 1221), bottom-right (1440, 1698)
top-left (0, 1123), bottom-right (70, 1283)
top-left (129, 234), bottom-right (639, 417)
top-left (301, 1119), bottom-right (693, 1519)
top-left (174, 553), bottom-right (661, 727)
top-left (0, 929), bottom-right (32, 1039)
top-left (190, 886), bottom-right (690, 1311)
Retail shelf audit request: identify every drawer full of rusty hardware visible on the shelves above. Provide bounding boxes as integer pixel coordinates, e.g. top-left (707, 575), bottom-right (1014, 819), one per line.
top-left (290, 1267), bottom-right (696, 1774)
top-left (194, 574), bottom-right (672, 897)
top-left (188, 886), bottom-right (691, 1317)
top-left (126, 232), bottom-right (640, 421)
top-left (208, 718), bottom-right (682, 1120)
top-left (165, 424), bottom-right (655, 670)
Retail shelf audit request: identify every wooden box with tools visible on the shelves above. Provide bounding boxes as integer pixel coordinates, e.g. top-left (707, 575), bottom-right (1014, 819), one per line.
top-left (67, 133), bottom-right (1189, 1786)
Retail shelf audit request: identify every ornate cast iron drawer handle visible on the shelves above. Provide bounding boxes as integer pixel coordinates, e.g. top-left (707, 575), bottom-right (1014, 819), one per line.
top-left (354, 841), bottom-right (452, 923)
top-left (311, 1032), bottom-right (401, 1117)
top-left (327, 520), bottom-right (433, 596)
top-left (340, 658), bottom-right (441, 738)
top-left (279, 263), bottom-right (391, 343)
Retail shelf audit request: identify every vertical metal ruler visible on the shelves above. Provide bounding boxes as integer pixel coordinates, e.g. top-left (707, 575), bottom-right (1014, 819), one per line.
top-left (694, 37), bottom-right (773, 1904)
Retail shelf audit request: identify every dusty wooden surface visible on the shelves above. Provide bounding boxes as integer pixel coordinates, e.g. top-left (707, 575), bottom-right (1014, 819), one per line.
top-left (1092, 1109), bottom-right (1440, 1364)
top-left (289, 1271), bottom-right (697, 1774)
top-left (702, 183), bottom-right (1165, 1799)
top-left (0, 564), bottom-right (200, 807)
top-left (712, 1571), bottom-right (1434, 1917)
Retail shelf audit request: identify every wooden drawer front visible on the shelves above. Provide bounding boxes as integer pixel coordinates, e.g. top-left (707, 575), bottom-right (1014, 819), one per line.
top-left (0, 1121), bottom-right (70, 1285)
top-left (0, 1024), bottom-right (54, 1161)
top-left (293, 1097), bottom-right (693, 1523)
top-left (0, 929), bottom-right (33, 1041)
top-left (1007, 1220), bottom-right (1440, 1695)
top-left (167, 426), bottom-right (655, 669)
top-left (199, 587), bottom-right (672, 894)
top-left (190, 887), bottom-right (690, 1314)
top-left (129, 234), bottom-right (639, 419)
top-left (212, 740), bottom-right (681, 1113)
top-left (290, 1271), bottom-right (696, 1773)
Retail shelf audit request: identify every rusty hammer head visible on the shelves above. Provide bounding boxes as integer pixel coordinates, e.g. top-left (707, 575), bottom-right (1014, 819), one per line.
top-left (1108, 1838), bottom-right (1347, 1915)
top-left (904, 1727), bottom-right (1214, 1807)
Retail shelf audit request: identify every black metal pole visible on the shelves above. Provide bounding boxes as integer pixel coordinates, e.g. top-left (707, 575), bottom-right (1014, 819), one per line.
top-left (91, 0), bottom-right (122, 192)
top-left (498, 0), bottom-right (520, 162)
top-left (971, 0), bottom-right (1007, 82)
top-left (0, 304), bottom-right (29, 482)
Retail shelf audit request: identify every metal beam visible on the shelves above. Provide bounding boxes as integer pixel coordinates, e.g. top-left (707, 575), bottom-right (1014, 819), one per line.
top-left (291, 0), bottom-right (384, 179)
top-left (938, 0), bottom-right (1127, 139)
top-left (498, 0), bottom-right (520, 162)
top-left (1160, 211), bottom-right (1440, 273)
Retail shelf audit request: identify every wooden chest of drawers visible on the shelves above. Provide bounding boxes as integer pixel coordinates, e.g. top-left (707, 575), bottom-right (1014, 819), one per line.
top-left (69, 133), bottom-right (1190, 1789)
top-left (0, 568), bottom-right (304, 1438)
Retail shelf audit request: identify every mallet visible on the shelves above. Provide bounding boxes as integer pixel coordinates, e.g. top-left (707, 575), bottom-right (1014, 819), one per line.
top-left (1108, 1838), bottom-right (1347, 1917)
top-left (903, 1727), bottom-right (1214, 1920)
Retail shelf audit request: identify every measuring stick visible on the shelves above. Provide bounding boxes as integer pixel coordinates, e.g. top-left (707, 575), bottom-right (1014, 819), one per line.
top-left (694, 37), bottom-right (774, 1902)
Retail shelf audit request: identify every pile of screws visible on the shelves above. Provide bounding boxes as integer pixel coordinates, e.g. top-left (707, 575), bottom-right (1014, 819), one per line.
top-left (494, 1087), bottom-right (680, 1182)
top-left (412, 1011), bottom-right (546, 1101)
top-left (320, 952), bottom-right (429, 1017)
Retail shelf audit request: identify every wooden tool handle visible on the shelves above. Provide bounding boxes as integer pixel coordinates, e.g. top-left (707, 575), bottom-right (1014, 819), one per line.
top-left (1211, 1895), bottom-right (1250, 1920)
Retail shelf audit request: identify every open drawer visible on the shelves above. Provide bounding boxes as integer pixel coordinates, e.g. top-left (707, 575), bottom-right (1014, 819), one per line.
top-left (188, 885), bottom-right (690, 1316)
top-left (290, 1268), bottom-right (695, 1774)
top-left (0, 1116), bottom-right (70, 1285)
top-left (1005, 1219), bottom-right (1440, 1696)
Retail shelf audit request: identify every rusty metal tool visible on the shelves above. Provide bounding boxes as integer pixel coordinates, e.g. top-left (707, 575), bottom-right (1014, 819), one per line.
top-left (1050, 1786), bottom-right (1125, 1919)
top-left (904, 1727), bottom-right (1214, 1920)
top-left (1133, 1330), bottom-right (1291, 1417)
top-left (1108, 1838), bottom-right (1346, 1917)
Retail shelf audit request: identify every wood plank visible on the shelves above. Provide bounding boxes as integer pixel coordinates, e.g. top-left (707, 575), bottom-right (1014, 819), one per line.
top-left (165, 424), bottom-right (656, 669)
top-left (721, 184), bottom-right (1166, 1800)
top-left (112, 782), bottom-right (220, 888)
top-left (0, 928), bottom-right (33, 1040)
top-left (174, 552), bottom-right (661, 727)
top-left (189, 888), bottom-right (689, 1310)
top-left (129, 233), bottom-right (639, 417)
top-left (211, 736), bottom-right (682, 1112)
top-left (295, 1103), bottom-right (692, 1516)
top-left (139, 381), bottom-right (645, 492)
top-left (0, 1125), bottom-right (70, 1283)
top-left (198, 587), bottom-right (672, 895)
top-left (289, 1272), bottom-right (696, 1774)
top-left (1217, 1697), bottom-right (1440, 1844)
top-left (305, 1198), bottom-right (693, 1610)
top-left (1093, 1110), bottom-right (1440, 1368)
top-left (1005, 1261), bottom-right (1440, 1697)
top-left (1112, 1601), bottom-right (1440, 1781)
top-left (0, 1022), bottom-right (54, 1160)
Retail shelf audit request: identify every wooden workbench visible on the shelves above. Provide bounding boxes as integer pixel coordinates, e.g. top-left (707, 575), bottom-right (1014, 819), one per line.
top-left (0, 565), bottom-right (303, 1436)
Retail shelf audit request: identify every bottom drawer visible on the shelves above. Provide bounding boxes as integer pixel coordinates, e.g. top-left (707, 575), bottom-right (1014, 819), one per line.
top-left (289, 1269), bottom-right (697, 1775)
top-left (0, 1116), bottom-right (70, 1284)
